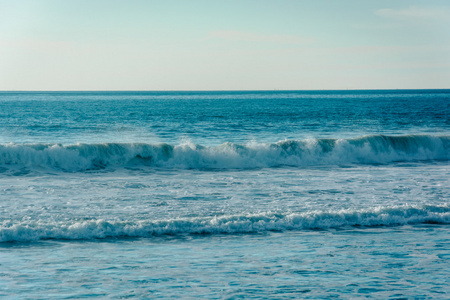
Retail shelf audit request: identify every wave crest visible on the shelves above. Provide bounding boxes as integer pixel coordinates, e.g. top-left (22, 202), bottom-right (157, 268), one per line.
top-left (0, 135), bottom-right (448, 171)
top-left (1, 205), bottom-right (449, 242)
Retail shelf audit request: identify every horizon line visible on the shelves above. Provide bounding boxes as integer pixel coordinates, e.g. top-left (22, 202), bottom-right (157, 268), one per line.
top-left (1, 88), bottom-right (449, 93)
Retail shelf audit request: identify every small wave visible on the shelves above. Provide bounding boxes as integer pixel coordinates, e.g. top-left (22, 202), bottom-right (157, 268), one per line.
top-left (1, 205), bottom-right (449, 242)
top-left (0, 135), bottom-right (448, 171)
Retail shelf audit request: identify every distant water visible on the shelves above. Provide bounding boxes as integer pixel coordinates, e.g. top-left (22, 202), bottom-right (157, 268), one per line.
top-left (1, 90), bottom-right (449, 298)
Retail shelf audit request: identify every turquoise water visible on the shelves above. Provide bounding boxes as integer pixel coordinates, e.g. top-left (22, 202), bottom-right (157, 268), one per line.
top-left (1, 226), bottom-right (449, 299)
top-left (0, 90), bottom-right (449, 298)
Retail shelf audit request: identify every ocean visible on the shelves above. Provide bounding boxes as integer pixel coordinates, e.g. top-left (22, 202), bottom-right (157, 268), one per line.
top-left (0, 90), bottom-right (449, 299)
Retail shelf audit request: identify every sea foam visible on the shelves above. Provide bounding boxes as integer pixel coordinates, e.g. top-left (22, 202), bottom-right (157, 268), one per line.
top-left (1, 205), bottom-right (449, 242)
top-left (0, 135), bottom-right (448, 171)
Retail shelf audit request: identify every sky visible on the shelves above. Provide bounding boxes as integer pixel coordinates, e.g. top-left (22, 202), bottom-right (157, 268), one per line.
top-left (0, 0), bottom-right (449, 90)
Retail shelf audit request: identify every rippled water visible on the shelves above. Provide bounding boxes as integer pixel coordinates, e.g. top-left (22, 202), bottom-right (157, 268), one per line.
top-left (0, 90), bottom-right (449, 298)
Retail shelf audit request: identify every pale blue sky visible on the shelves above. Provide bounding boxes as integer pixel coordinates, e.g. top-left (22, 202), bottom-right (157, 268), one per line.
top-left (1, 0), bottom-right (449, 90)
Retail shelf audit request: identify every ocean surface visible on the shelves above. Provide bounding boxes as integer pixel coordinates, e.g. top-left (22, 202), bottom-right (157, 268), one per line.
top-left (0, 90), bottom-right (449, 299)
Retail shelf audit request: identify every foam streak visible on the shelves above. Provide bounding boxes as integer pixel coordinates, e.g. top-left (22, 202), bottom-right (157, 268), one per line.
top-left (1, 205), bottom-right (449, 242)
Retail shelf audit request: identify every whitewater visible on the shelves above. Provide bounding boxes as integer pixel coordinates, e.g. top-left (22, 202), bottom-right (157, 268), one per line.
top-left (0, 90), bottom-right (449, 298)
top-left (1, 135), bottom-right (449, 171)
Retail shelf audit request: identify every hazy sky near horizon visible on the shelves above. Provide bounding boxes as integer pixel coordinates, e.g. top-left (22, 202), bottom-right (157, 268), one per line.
top-left (1, 0), bottom-right (449, 90)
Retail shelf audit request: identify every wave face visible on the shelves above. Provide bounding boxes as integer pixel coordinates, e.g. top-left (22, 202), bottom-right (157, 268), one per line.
top-left (1, 205), bottom-right (449, 242)
top-left (0, 135), bottom-right (448, 171)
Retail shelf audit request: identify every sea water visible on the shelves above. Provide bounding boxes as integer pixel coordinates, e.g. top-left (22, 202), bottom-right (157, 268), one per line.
top-left (0, 90), bottom-right (449, 299)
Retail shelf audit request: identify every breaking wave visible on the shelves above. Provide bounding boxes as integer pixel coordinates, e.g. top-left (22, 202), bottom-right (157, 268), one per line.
top-left (1, 205), bottom-right (449, 242)
top-left (0, 135), bottom-right (448, 171)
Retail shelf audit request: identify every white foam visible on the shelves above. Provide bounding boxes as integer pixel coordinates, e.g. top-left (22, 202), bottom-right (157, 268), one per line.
top-left (1, 205), bottom-right (449, 242)
top-left (0, 135), bottom-right (448, 171)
